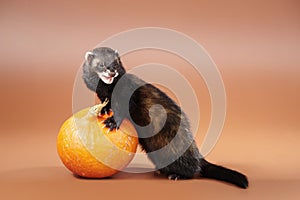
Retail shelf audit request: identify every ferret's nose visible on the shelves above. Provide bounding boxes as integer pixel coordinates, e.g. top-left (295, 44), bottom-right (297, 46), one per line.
top-left (108, 71), bottom-right (116, 77)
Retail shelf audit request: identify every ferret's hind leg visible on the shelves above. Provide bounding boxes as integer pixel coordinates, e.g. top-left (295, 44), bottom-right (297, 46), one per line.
top-left (157, 158), bottom-right (199, 180)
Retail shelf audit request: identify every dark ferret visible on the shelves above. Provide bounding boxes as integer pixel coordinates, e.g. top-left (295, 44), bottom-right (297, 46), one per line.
top-left (82, 47), bottom-right (248, 188)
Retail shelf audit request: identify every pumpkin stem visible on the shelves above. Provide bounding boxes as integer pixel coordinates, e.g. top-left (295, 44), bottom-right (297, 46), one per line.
top-left (88, 98), bottom-right (109, 117)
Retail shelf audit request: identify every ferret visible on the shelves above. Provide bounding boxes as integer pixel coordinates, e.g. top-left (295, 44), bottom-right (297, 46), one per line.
top-left (82, 47), bottom-right (248, 188)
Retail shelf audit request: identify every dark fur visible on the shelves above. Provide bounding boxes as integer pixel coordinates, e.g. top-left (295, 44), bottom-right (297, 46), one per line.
top-left (82, 47), bottom-right (248, 188)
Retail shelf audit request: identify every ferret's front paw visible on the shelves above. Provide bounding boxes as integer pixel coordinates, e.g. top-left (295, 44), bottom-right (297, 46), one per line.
top-left (104, 116), bottom-right (118, 131)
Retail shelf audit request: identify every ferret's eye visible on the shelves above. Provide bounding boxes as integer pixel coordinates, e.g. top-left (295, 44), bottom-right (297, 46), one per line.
top-left (99, 63), bottom-right (105, 67)
top-left (92, 58), bottom-right (100, 67)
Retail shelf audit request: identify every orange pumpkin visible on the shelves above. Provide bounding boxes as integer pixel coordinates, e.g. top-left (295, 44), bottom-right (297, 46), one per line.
top-left (57, 100), bottom-right (138, 178)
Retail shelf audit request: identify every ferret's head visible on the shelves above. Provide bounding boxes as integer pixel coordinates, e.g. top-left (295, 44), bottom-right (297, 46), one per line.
top-left (84, 47), bottom-right (125, 84)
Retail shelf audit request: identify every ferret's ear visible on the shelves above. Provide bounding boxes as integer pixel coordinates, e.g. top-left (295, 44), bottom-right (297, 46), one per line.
top-left (85, 51), bottom-right (95, 65)
top-left (114, 49), bottom-right (119, 57)
top-left (114, 49), bottom-right (121, 64)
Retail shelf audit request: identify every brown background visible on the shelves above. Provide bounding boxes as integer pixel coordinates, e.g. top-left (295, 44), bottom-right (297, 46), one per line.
top-left (0, 0), bottom-right (299, 199)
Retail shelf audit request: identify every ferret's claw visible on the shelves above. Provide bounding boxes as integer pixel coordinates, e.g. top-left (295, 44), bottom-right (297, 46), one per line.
top-left (104, 116), bottom-right (118, 131)
top-left (168, 174), bottom-right (181, 181)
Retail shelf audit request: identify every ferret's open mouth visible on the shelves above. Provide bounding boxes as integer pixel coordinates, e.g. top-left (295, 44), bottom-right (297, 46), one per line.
top-left (97, 71), bottom-right (118, 84)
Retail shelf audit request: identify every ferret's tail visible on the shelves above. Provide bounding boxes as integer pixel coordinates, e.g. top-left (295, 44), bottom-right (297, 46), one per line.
top-left (200, 159), bottom-right (248, 189)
